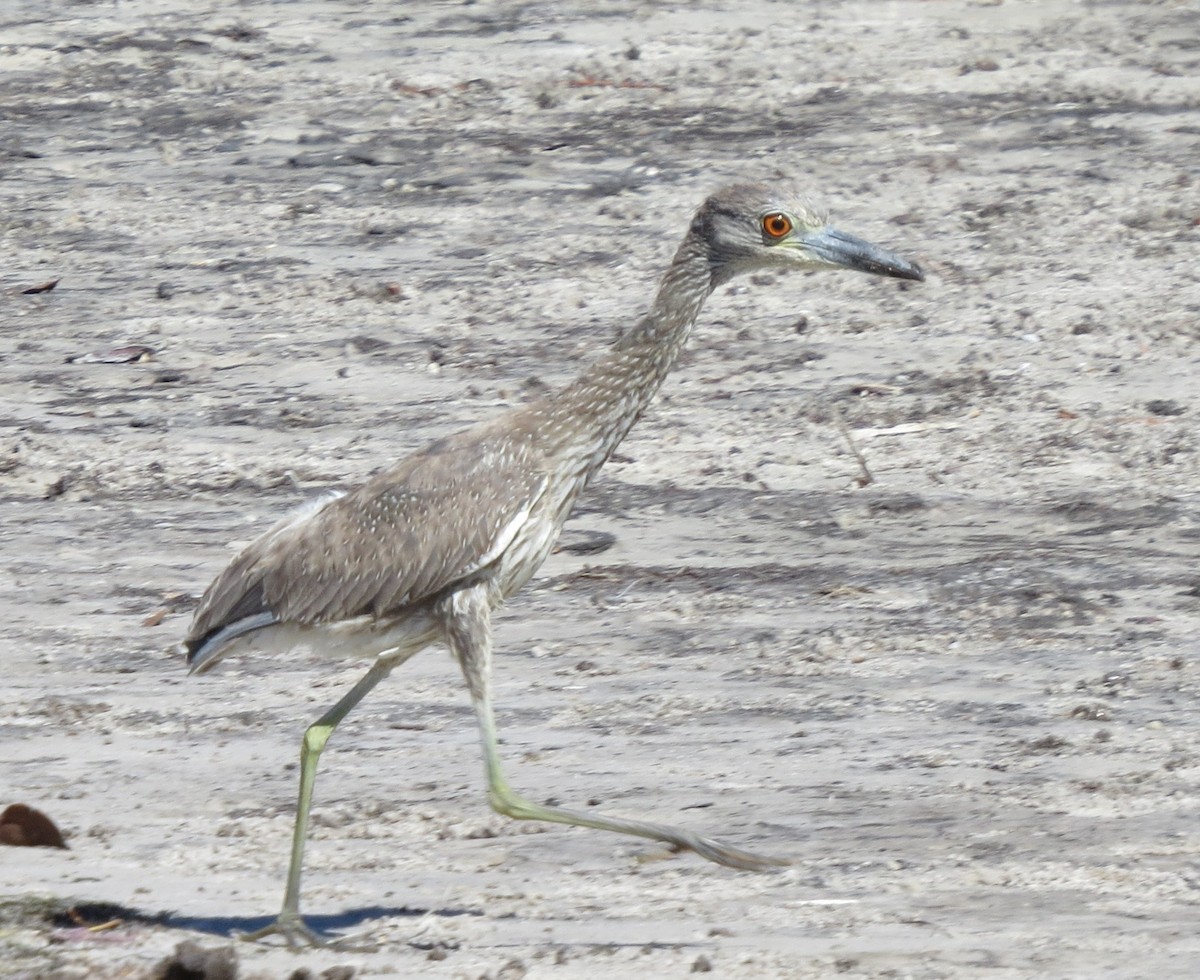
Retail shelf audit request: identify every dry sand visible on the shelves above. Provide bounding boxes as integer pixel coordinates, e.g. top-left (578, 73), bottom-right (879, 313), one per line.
top-left (3, 0), bottom-right (1200, 977)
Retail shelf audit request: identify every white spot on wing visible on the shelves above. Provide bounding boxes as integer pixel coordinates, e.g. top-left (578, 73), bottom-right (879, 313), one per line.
top-left (261, 491), bottom-right (345, 543)
top-left (458, 477), bottom-right (548, 578)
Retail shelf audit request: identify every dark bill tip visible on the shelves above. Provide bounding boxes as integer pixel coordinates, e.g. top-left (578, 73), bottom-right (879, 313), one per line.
top-left (806, 227), bottom-right (924, 282)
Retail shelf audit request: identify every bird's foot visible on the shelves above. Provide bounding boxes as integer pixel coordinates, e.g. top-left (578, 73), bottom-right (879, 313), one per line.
top-left (236, 912), bottom-right (363, 949)
top-left (487, 784), bottom-right (790, 873)
top-left (674, 829), bottom-right (792, 872)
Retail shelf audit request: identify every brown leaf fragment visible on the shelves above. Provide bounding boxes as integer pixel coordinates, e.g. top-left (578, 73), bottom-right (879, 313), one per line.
top-left (0, 803), bottom-right (69, 848)
top-left (390, 80), bottom-right (445, 96)
top-left (21, 278), bottom-right (59, 294)
top-left (566, 75), bottom-right (666, 90)
top-left (142, 608), bottom-right (167, 627)
top-left (67, 345), bottom-right (155, 364)
top-left (65, 906), bottom-right (122, 932)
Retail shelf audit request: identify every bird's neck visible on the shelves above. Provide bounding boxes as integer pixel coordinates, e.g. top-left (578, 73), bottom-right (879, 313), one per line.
top-left (536, 231), bottom-right (714, 470)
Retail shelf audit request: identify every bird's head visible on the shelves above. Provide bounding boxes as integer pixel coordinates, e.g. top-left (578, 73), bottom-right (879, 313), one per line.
top-left (694, 183), bottom-right (924, 287)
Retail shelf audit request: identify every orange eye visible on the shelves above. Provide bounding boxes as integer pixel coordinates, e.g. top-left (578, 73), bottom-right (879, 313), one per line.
top-left (762, 212), bottom-right (793, 239)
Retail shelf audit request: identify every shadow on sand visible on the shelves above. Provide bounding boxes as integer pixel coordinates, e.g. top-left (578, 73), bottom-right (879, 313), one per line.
top-left (164, 904), bottom-right (483, 941)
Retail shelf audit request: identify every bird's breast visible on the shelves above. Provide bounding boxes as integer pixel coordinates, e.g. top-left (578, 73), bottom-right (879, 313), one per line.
top-left (492, 467), bottom-right (591, 598)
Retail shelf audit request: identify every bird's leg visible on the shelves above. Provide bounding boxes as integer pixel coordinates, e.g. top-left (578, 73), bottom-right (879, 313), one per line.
top-left (240, 652), bottom-right (409, 947)
top-left (442, 585), bottom-right (790, 872)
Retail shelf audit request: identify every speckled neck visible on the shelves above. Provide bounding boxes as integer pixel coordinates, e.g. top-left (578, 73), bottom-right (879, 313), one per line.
top-left (535, 228), bottom-right (715, 472)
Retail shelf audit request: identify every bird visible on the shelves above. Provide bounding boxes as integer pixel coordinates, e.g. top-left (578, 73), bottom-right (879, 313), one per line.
top-left (184, 182), bottom-right (923, 946)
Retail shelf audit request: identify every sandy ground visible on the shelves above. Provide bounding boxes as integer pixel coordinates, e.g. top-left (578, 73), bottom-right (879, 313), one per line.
top-left (3, 0), bottom-right (1200, 977)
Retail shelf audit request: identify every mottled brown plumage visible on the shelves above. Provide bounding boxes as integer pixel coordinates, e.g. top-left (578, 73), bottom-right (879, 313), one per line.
top-left (185, 183), bottom-right (923, 947)
top-left (188, 423), bottom-right (548, 659)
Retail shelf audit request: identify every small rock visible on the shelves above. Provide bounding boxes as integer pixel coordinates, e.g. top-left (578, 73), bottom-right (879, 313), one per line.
top-left (496, 958), bottom-right (527, 979)
top-left (0, 804), bottom-right (69, 848)
top-left (152, 940), bottom-right (238, 980)
top-left (1146, 399), bottom-right (1185, 417)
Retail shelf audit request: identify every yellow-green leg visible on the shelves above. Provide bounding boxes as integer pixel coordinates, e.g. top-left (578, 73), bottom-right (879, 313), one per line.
top-left (240, 654), bottom-right (407, 947)
top-left (446, 584), bottom-right (789, 872)
top-left (471, 674), bottom-right (788, 870)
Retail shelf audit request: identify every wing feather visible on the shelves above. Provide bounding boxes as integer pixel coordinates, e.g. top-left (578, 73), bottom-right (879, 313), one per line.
top-left (186, 424), bottom-right (549, 654)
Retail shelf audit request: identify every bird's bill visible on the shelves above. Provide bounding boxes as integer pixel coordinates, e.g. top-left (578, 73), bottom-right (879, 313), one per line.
top-left (800, 227), bottom-right (924, 281)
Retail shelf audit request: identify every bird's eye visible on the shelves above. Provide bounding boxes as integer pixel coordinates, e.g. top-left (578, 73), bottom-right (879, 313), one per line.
top-left (761, 213), bottom-right (793, 240)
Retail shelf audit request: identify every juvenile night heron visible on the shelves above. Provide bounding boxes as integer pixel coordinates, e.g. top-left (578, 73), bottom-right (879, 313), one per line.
top-left (185, 183), bottom-right (923, 945)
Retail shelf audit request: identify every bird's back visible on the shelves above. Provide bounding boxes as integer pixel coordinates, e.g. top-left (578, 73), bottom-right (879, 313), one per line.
top-left (185, 416), bottom-right (560, 671)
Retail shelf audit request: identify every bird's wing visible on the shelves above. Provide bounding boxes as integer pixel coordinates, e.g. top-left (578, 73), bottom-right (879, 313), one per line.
top-left (186, 425), bottom-right (548, 653)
